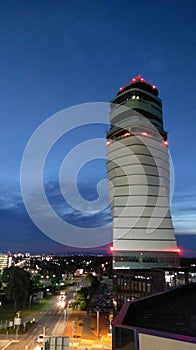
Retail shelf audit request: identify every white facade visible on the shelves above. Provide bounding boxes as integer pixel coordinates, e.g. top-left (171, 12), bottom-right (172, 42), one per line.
top-left (107, 129), bottom-right (177, 252)
top-left (107, 78), bottom-right (179, 268)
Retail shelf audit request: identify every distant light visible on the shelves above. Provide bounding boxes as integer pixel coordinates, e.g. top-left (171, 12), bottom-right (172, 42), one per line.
top-left (152, 85), bottom-right (156, 89)
top-left (136, 96), bottom-right (139, 99)
top-left (132, 95), bottom-right (136, 99)
top-left (119, 87), bottom-right (123, 91)
top-left (131, 78), bottom-right (136, 82)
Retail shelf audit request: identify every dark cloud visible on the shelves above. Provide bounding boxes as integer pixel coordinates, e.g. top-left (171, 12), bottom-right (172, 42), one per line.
top-left (171, 192), bottom-right (196, 235)
top-left (0, 179), bottom-right (112, 253)
top-left (0, 180), bottom-right (195, 256)
top-left (62, 208), bottom-right (111, 228)
top-left (44, 180), bottom-right (111, 228)
top-left (0, 203), bottom-right (111, 254)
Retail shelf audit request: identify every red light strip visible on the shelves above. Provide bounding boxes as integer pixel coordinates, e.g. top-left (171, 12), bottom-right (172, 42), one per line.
top-left (118, 75), bottom-right (157, 92)
top-left (122, 132), bottom-right (131, 138)
top-left (141, 131), bottom-right (152, 138)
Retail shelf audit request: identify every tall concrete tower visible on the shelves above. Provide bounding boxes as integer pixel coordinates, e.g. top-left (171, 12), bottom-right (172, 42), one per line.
top-left (107, 75), bottom-right (179, 270)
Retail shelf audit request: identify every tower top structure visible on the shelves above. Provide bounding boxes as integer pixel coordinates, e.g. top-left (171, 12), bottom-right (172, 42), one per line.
top-left (118, 75), bottom-right (158, 96)
top-left (107, 75), bottom-right (180, 270)
top-left (109, 74), bottom-right (167, 141)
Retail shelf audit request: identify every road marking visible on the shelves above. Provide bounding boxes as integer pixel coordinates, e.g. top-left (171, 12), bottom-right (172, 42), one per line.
top-left (1, 343), bottom-right (11, 350)
top-left (1, 340), bottom-right (19, 350)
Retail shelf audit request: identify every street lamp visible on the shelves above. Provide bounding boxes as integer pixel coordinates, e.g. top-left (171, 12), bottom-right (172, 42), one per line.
top-left (63, 308), bottom-right (67, 322)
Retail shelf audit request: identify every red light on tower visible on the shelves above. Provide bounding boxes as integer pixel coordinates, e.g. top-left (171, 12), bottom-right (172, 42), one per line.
top-left (167, 247), bottom-right (182, 254)
top-left (130, 75), bottom-right (157, 91)
top-left (141, 131), bottom-right (152, 138)
top-left (163, 140), bottom-right (168, 147)
top-left (106, 140), bottom-right (112, 147)
top-left (122, 132), bottom-right (131, 138)
top-left (131, 75), bottom-right (144, 82)
top-left (108, 245), bottom-right (115, 253)
top-left (141, 132), bottom-right (148, 137)
top-left (176, 248), bottom-right (182, 254)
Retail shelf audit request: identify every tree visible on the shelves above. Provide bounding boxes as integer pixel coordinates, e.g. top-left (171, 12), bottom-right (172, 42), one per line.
top-left (2, 266), bottom-right (33, 309)
top-left (80, 300), bottom-right (87, 311)
top-left (86, 273), bottom-right (99, 290)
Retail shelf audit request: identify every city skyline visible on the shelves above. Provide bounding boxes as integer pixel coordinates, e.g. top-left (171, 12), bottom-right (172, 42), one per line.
top-left (0, 1), bottom-right (196, 256)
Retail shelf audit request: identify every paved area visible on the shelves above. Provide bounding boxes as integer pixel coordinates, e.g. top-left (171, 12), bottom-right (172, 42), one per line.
top-left (0, 308), bottom-right (112, 349)
top-left (69, 336), bottom-right (112, 349)
top-left (0, 340), bottom-right (11, 350)
top-left (63, 310), bottom-right (112, 349)
top-left (0, 340), bottom-right (19, 350)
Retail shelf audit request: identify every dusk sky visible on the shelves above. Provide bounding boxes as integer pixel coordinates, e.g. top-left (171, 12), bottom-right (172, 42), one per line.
top-left (0, 0), bottom-right (196, 256)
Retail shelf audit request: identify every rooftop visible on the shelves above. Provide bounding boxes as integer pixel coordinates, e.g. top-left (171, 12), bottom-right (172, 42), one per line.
top-left (115, 282), bottom-right (196, 338)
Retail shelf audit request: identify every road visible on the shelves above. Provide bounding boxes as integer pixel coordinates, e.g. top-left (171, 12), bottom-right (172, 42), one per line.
top-left (0, 285), bottom-right (76, 350)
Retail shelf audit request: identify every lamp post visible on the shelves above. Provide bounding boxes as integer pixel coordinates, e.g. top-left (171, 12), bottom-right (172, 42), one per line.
top-left (64, 306), bottom-right (67, 322)
top-left (72, 321), bottom-right (75, 350)
top-left (96, 310), bottom-right (100, 339)
top-left (29, 295), bottom-right (32, 311)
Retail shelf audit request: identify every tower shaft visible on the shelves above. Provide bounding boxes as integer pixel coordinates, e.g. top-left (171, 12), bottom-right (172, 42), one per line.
top-left (107, 76), bottom-right (179, 269)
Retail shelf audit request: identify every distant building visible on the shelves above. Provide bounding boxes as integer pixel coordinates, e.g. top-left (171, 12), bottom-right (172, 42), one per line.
top-left (113, 282), bottom-right (196, 350)
top-left (0, 254), bottom-right (12, 271)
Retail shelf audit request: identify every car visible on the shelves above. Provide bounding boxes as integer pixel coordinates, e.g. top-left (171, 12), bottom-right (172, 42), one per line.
top-left (37, 334), bottom-right (44, 343)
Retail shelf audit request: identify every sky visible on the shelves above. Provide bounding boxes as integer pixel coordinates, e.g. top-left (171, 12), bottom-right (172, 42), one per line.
top-left (0, 0), bottom-right (196, 257)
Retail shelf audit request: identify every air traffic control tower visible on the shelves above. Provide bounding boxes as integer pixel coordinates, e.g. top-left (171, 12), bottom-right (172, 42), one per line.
top-left (107, 75), bottom-right (180, 271)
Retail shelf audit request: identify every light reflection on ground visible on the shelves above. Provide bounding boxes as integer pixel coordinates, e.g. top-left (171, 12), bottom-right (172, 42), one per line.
top-left (34, 345), bottom-right (43, 350)
top-left (57, 300), bottom-right (66, 309)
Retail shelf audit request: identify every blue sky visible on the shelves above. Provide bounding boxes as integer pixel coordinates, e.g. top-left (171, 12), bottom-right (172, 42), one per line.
top-left (0, 0), bottom-right (196, 256)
